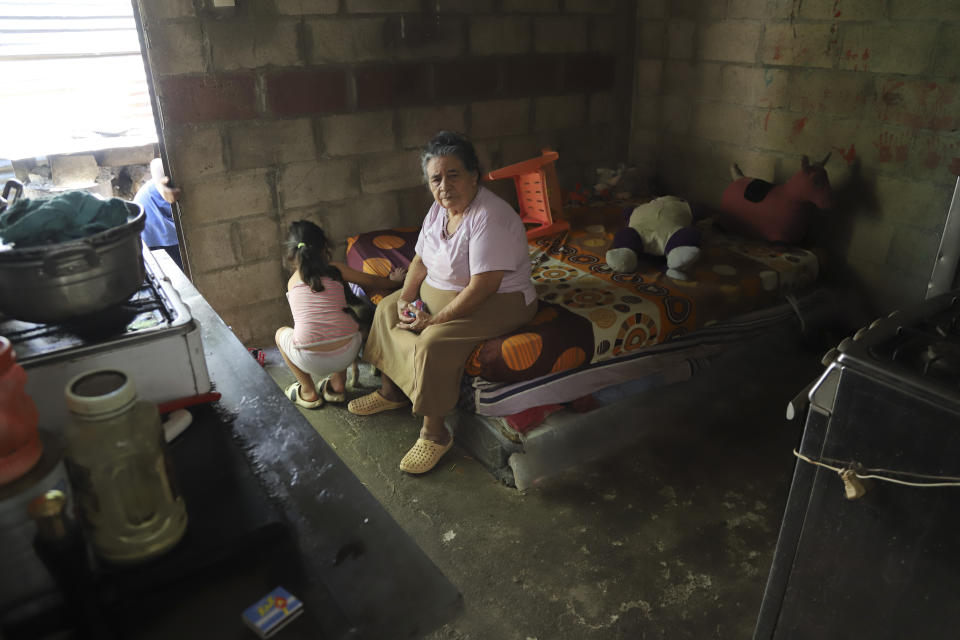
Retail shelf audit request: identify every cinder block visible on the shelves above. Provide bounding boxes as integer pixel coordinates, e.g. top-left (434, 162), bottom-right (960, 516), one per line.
top-left (761, 112), bottom-right (860, 158)
top-left (436, 0), bottom-right (495, 11)
top-left (663, 60), bottom-right (722, 99)
top-left (846, 218), bottom-right (894, 265)
top-left (638, 21), bottom-right (666, 59)
top-left (637, 0), bottom-right (666, 19)
top-left (761, 23), bottom-right (836, 69)
top-left (360, 152), bottom-right (424, 194)
top-left (434, 60), bottom-right (499, 102)
top-left (182, 221), bottom-right (238, 271)
top-left (159, 74), bottom-right (257, 124)
top-left (266, 68), bottom-right (349, 116)
top-left (874, 175), bottom-right (955, 229)
top-left (503, 56), bottom-right (561, 95)
top-left (102, 145), bottom-right (156, 167)
top-left (839, 24), bottom-right (938, 74)
top-left (228, 119), bottom-right (317, 171)
top-left (800, 0), bottom-right (884, 20)
top-left (397, 187), bottom-right (435, 229)
top-left (301, 194), bottom-right (401, 244)
top-left (346, 0), bottom-right (419, 12)
top-left (166, 125), bottom-right (226, 181)
top-left (786, 69), bottom-right (872, 117)
top-left (471, 99), bottom-right (531, 139)
top-left (667, 20), bottom-right (695, 60)
top-left (589, 17), bottom-right (619, 53)
top-left (533, 94), bottom-right (586, 131)
top-left (711, 141), bottom-right (779, 183)
top-left (181, 169), bottom-right (273, 223)
top-left (629, 128), bottom-right (660, 167)
top-left (661, 95), bottom-right (692, 134)
top-left (50, 155), bottom-right (99, 187)
top-left (671, 0), bottom-right (726, 20)
top-left (388, 15), bottom-right (466, 61)
top-left (355, 63), bottom-right (431, 110)
top-left (208, 20), bottom-right (301, 70)
top-left (727, 0), bottom-right (772, 19)
top-left (933, 25), bottom-right (960, 77)
top-left (504, 0), bottom-right (558, 11)
top-left (566, 0), bottom-right (616, 12)
top-left (320, 112), bottom-right (395, 156)
top-left (470, 16), bottom-right (531, 55)
top-left (147, 0), bottom-right (195, 19)
top-left (499, 134), bottom-right (543, 166)
top-left (563, 55), bottom-right (616, 92)
top-left (399, 106), bottom-right (467, 149)
top-left (193, 261), bottom-right (285, 310)
top-left (589, 92), bottom-right (617, 126)
top-left (147, 22), bottom-right (205, 75)
top-left (534, 17), bottom-right (587, 54)
top-left (635, 59), bottom-right (662, 96)
top-left (867, 78), bottom-right (959, 133)
top-left (890, 0), bottom-right (960, 19)
top-left (907, 130), bottom-right (960, 186)
top-left (276, 0), bottom-right (338, 14)
top-left (307, 18), bottom-right (388, 63)
top-left (238, 300), bottom-right (294, 347)
top-left (721, 65), bottom-right (790, 109)
top-left (849, 122), bottom-right (914, 172)
top-left (692, 102), bottom-right (760, 146)
top-left (280, 159), bottom-right (357, 208)
top-left (632, 96), bottom-right (659, 130)
top-left (766, 0), bottom-right (800, 19)
top-left (700, 21), bottom-right (762, 64)
top-left (237, 216), bottom-right (282, 262)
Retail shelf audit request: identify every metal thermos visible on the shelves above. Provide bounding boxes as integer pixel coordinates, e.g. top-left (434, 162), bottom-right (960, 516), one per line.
top-left (63, 369), bottom-right (187, 564)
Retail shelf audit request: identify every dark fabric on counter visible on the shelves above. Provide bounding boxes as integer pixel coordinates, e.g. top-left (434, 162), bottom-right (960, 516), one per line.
top-left (0, 191), bottom-right (129, 247)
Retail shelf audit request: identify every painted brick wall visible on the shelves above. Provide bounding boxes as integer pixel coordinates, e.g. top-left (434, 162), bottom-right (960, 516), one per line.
top-left (631, 0), bottom-right (959, 317)
top-left (135, 0), bottom-right (634, 346)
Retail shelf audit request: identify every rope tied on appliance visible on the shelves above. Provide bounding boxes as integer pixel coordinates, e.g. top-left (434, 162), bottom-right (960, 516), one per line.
top-left (793, 449), bottom-right (960, 500)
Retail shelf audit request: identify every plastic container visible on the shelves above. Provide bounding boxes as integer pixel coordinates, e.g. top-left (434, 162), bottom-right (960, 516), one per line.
top-left (0, 335), bottom-right (43, 485)
top-left (64, 368), bottom-right (187, 564)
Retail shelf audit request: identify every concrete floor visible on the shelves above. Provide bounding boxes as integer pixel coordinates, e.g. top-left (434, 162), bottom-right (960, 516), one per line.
top-left (262, 331), bottom-right (827, 640)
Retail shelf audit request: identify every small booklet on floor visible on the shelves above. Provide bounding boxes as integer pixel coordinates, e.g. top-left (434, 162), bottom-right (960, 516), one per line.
top-left (241, 586), bottom-right (304, 638)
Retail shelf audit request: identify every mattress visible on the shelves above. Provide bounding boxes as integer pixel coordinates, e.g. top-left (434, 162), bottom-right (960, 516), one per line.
top-left (347, 202), bottom-right (820, 388)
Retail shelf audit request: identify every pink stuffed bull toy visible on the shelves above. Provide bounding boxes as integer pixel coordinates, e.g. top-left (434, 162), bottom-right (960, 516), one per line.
top-left (718, 153), bottom-right (833, 244)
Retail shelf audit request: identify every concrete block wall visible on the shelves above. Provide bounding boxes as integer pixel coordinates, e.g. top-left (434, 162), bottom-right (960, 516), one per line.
top-left (631, 0), bottom-right (959, 317)
top-left (136, 0), bottom-right (634, 346)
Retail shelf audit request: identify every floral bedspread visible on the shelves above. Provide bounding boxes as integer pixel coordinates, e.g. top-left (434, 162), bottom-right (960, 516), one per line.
top-left (346, 205), bottom-right (819, 383)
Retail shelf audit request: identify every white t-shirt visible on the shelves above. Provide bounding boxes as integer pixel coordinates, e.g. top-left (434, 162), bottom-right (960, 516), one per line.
top-left (415, 186), bottom-right (536, 305)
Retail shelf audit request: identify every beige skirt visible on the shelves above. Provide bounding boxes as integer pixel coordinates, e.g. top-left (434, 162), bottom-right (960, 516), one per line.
top-left (363, 282), bottom-right (537, 416)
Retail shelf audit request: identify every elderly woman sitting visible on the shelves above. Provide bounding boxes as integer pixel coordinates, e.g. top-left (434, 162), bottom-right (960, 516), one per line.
top-left (348, 131), bottom-right (537, 474)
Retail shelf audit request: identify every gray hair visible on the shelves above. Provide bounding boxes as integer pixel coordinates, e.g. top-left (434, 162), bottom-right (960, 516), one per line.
top-left (420, 131), bottom-right (482, 182)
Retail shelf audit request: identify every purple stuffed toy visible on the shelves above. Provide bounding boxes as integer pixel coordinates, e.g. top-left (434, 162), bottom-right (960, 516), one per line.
top-left (605, 196), bottom-right (701, 280)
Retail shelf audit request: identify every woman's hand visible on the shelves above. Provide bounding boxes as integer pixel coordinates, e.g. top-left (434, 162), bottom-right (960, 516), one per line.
top-left (396, 308), bottom-right (432, 333)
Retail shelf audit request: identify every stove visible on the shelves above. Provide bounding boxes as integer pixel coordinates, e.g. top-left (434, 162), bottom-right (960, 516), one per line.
top-left (755, 289), bottom-right (960, 639)
top-left (0, 247), bottom-right (211, 430)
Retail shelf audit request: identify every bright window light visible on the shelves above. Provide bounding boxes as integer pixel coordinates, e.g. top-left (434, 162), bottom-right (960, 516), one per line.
top-left (0, 1), bottom-right (157, 161)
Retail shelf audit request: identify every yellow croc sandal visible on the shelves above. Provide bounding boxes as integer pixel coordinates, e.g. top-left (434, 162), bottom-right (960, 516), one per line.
top-left (347, 391), bottom-right (408, 416)
top-left (399, 437), bottom-right (454, 474)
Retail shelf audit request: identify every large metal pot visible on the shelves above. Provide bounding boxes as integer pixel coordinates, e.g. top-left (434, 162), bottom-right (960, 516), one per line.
top-left (0, 201), bottom-right (145, 323)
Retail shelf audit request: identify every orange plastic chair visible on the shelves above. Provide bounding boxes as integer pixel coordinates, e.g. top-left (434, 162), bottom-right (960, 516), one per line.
top-left (486, 149), bottom-right (569, 240)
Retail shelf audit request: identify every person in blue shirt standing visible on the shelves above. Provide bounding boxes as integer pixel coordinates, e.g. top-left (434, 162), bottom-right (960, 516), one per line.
top-left (133, 157), bottom-right (183, 270)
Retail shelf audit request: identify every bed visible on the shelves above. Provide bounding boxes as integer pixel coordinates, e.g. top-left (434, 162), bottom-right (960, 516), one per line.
top-left (346, 200), bottom-right (826, 487)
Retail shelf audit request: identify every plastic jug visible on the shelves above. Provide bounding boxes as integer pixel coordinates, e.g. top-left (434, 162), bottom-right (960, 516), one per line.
top-left (63, 368), bottom-right (187, 564)
top-left (0, 335), bottom-right (43, 485)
